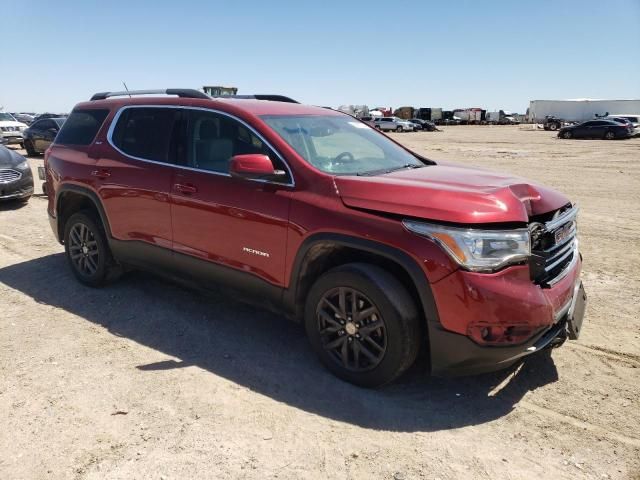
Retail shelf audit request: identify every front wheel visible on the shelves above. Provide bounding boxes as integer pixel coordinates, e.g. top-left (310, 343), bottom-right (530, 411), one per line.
top-left (604, 131), bottom-right (615, 140)
top-left (562, 130), bottom-right (572, 139)
top-left (396, 126), bottom-right (403, 132)
top-left (24, 140), bottom-right (36, 156)
top-left (305, 263), bottom-right (421, 388)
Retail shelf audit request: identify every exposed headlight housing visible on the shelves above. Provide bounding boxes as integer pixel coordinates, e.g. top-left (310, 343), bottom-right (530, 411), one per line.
top-left (403, 220), bottom-right (530, 272)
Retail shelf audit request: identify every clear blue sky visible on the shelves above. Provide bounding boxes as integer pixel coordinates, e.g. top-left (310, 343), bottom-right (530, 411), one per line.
top-left (1, 0), bottom-right (639, 113)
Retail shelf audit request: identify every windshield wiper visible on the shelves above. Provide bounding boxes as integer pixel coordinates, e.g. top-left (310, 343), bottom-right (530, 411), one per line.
top-left (357, 163), bottom-right (424, 176)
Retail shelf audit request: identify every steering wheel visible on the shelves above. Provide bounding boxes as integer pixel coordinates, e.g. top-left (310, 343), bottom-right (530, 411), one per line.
top-left (334, 152), bottom-right (355, 163)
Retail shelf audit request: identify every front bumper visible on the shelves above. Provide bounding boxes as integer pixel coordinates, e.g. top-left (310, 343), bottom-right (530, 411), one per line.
top-left (427, 256), bottom-right (584, 376)
top-left (0, 133), bottom-right (24, 144)
top-left (0, 173), bottom-right (34, 200)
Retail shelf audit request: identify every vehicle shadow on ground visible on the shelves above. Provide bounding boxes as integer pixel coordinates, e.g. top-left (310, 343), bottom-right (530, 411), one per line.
top-left (0, 253), bottom-right (559, 432)
top-left (0, 198), bottom-right (30, 211)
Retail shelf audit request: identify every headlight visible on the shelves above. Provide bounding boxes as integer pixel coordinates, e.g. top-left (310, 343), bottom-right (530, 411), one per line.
top-left (403, 220), bottom-right (530, 272)
top-left (15, 160), bottom-right (30, 170)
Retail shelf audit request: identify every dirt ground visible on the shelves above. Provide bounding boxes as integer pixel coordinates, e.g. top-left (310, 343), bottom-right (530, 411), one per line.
top-left (1, 125), bottom-right (639, 480)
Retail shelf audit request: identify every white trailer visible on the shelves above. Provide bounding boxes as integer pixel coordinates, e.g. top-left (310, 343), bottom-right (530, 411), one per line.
top-left (528, 99), bottom-right (640, 123)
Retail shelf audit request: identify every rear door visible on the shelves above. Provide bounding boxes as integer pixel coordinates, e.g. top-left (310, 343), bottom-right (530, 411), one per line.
top-left (170, 108), bottom-right (292, 287)
top-left (97, 106), bottom-right (182, 258)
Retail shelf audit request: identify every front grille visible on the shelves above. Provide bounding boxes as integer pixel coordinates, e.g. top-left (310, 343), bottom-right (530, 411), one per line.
top-left (530, 204), bottom-right (579, 287)
top-left (0, 169), bottom-right (22, 184)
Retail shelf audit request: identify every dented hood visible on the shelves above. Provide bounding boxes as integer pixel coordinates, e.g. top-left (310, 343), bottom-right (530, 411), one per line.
top-left (334, 163), bottom-right (569, 224)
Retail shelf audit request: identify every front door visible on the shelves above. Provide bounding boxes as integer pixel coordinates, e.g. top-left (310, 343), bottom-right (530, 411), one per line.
top-left (170, 109), bottom-right (293, 287)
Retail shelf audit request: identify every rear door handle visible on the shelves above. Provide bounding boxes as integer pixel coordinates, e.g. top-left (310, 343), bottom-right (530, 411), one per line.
top-left (174, 183), bottom-right (197, 194)
top-left (91, 169), bottom-right (111, 179)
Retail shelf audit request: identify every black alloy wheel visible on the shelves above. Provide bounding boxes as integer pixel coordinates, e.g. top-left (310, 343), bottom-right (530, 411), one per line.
top-left (604, 131), bottom-right (615, 140)
top-left (305, 263), bottom-right (421, 388)
top-left (316, 287), bottom-right (387, 372)
top-left (64, 211), bottom-right (120, 287)
top-left (68, 222), bottom-right (100, 276)
top-left (562, 130), bottom-right (572, 139)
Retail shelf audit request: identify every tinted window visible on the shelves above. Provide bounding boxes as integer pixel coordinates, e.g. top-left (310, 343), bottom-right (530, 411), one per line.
top-left (112, 108), bottom-right (181, 163)
top-left (39, 120), bottom-right (56, 130)
top-left (30, 120), bottom-right (47, 130)
top-left (55, 109), bottom-right (109, 145)
top-left (582, 121), bottom-right (596, 126)
top-left (187, 110), bottom-right (288, 178)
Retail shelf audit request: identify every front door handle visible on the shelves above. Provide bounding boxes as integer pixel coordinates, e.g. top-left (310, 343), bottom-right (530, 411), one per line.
top-left (174, 183), bottom-right (197, 194)
top-left (91, 169), bottom-right (111, 179)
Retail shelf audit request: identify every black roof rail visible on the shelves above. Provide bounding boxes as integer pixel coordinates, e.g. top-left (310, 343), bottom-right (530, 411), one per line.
top-left (211, 94), bottom-right (299, 104)
top-left (90, 89), bottom-right (210, 101)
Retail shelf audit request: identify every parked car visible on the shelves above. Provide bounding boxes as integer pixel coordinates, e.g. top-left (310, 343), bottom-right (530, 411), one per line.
top-left (0, 112), bottom-right (28, 147)
top-left (44, 88), bottom-right (586, 387)
top-left (23, 117), bottom-right (66, 155)
top-left (605, 114), bottom-right (639, 129)
top-left (374, 116), bottom-right (414, 132)
top-left (543, 116), bottom-right (563, 131)
top-left (358, 116), bottom-right (377, 128)
top-left (558, 120), bottom-right (633, 140)
top-left (410, 119), bottom-right (437, 131)
top-left (0, 145), bottom-right (33, 202)
top-left (33, 113), bottom-right (68, 123)
top-left (11, 113), bottom-right (35, 125)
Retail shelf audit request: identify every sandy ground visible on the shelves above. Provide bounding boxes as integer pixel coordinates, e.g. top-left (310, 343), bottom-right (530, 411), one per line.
top-left (1, 125), bottom-right (639, 480)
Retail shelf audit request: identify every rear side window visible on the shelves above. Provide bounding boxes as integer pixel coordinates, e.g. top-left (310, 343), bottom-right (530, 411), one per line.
top-left (55, 109), bottom-right (109, 145)
top-left (111, 108), bottom-right (181, 163)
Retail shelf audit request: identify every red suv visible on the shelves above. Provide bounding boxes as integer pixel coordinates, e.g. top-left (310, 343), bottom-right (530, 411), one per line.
top-left (44, 89), bottom-right (586, 387)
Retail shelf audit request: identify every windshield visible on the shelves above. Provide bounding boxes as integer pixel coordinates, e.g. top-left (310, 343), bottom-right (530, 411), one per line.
top-left (0, 112), bottom-right (16, 121)
top-left (261, 114), bottom-right (424, 175)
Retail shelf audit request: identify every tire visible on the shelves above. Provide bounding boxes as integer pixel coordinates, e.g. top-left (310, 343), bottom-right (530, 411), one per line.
top-left (396, 126), bottom-right (402, 132)
top-left (63, 210), bottom-right (120, 287)
top-left (375, 125), bottom-right (381, 130)
top-left (549, 123), bottom-right (558, 131)
top-left (604, 131), bottom-right (615, 140)
top-left (562, 130), bottom-right (572, 139)
top-left (24, 140), bottom-right (36, 156)
top-left (304, 263), bottom-right (421, 388)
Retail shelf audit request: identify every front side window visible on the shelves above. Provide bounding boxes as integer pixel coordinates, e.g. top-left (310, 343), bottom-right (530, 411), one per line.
top-left (111, 108), bottom-right (181, 162)
top-left (186, 110), bottom-right (289, 179)
top-left (261, 114), bottom-right (423, 175)
top-left (55, 109), bottom-right (109, 146)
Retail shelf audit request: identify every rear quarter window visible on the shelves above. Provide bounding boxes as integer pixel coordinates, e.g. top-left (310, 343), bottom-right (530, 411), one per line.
top-left (55, 109), bottom-right (109, 145)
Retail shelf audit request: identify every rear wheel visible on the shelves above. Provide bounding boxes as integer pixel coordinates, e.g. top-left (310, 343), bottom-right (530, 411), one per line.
top-left (604, 130), bottom-right (615, 140)
top-left (64, 211), bottom-right (120, 287)
top-left (562, 130), bottom-right (572, 139)
top-left (305, 263), bottom-right (421, 388)
top-left (549, 122), bottom-right (559, 131)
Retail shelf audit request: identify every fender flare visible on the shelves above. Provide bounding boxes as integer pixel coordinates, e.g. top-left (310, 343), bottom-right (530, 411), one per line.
top-left (284, 232), bottom-right (441, 328)
top-left (55, 184), bottom-right (112, 240)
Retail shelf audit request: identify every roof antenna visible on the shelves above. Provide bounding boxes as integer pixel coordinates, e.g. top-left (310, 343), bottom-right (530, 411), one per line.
top-left (122, 81), bottom-right (131, 98)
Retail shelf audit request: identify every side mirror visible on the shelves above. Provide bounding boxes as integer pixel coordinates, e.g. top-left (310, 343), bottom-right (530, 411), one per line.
top-left (229, 154), bottom-right (286, 181)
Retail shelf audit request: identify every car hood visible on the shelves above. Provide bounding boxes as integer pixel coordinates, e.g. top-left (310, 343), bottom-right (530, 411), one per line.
top-left (334, 163), bottom-right (569, 224)
top-left (0, 145), bottom-right (27, 168)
